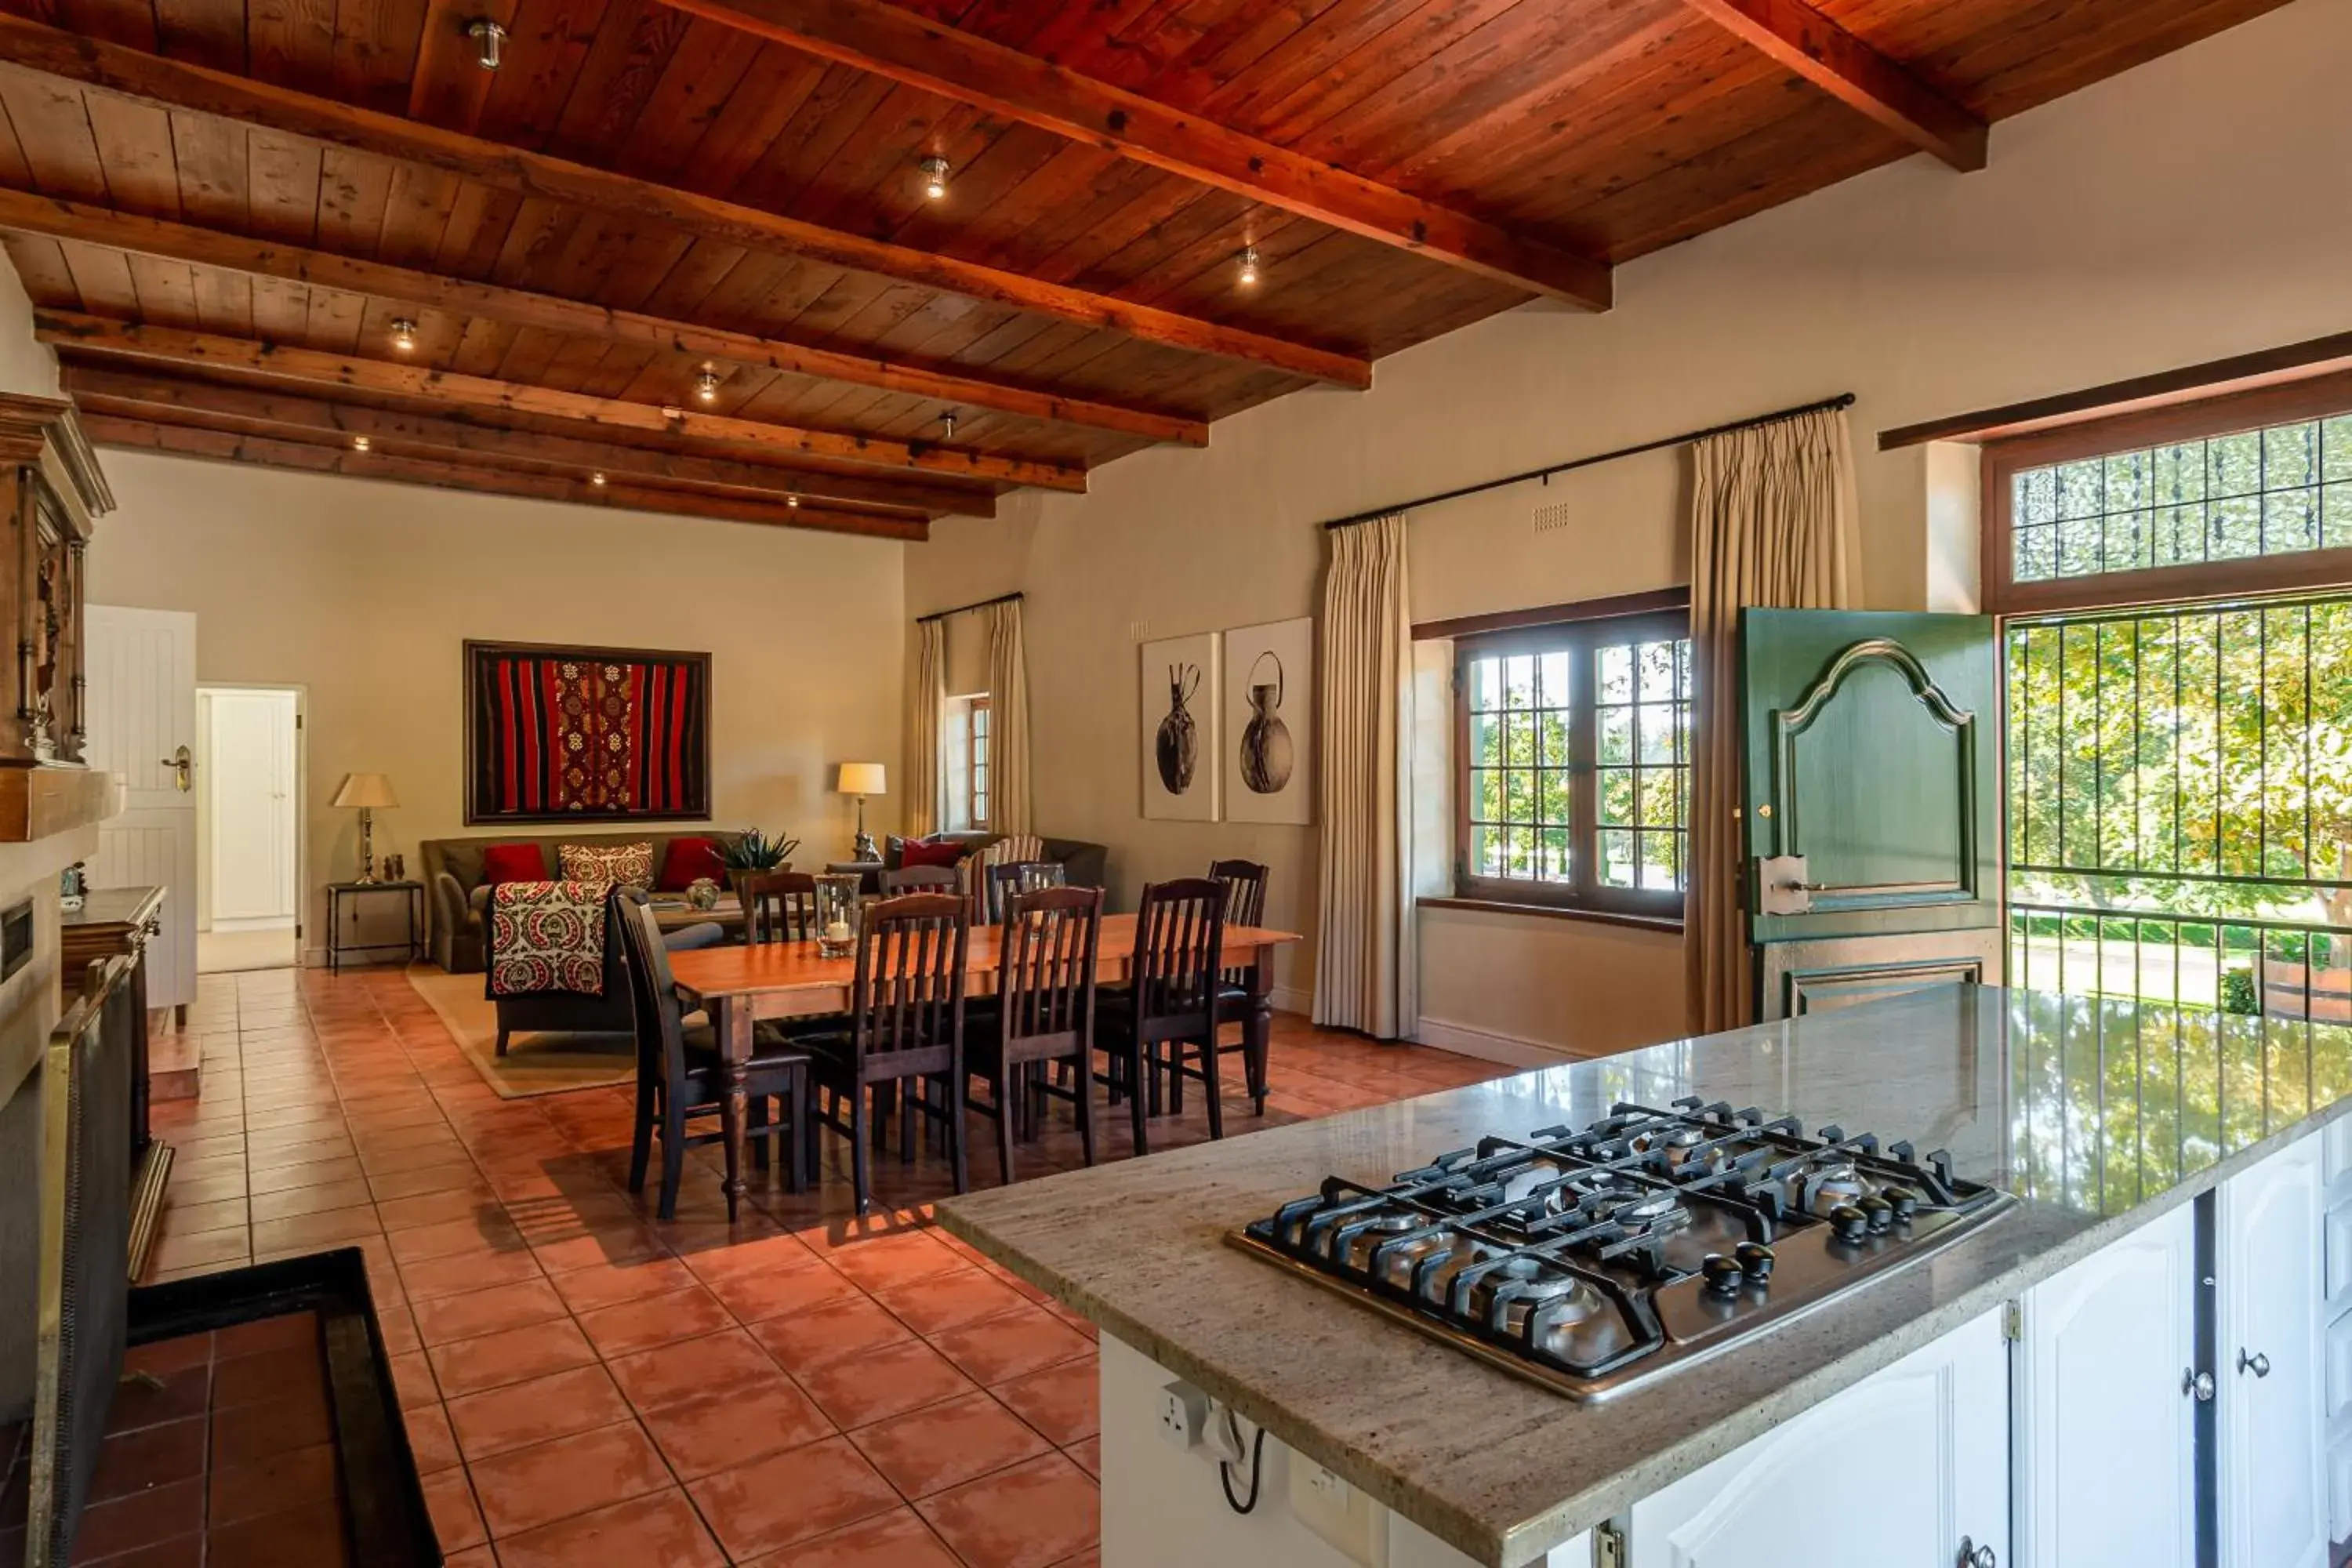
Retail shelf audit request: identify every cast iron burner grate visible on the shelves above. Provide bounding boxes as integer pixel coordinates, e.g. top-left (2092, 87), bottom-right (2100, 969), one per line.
top-left (1229, 1096), bottom-right (2013, 1400)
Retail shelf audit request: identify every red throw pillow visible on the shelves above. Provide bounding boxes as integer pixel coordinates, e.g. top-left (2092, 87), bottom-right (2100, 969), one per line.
top-left (659, 836), bottom-right (728, 891)
top-left (480, 843), bottom-right (549, 886)
top-left (898, 837), bottom-right (966, 871)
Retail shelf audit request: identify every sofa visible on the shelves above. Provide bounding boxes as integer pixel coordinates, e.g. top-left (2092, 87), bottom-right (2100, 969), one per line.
top-left (422, 829), bottom-right (743, 973)
top-left (825, 830), bottom-right (1108, 896)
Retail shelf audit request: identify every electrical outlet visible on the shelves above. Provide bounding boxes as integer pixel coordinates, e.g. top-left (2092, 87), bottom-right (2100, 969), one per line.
top-left (1201, 1400), bottom-right (1246, 1464)
top-left (1290, 1459), bottom-right (1388, 1566)
top-left (1156, 1381), bottom-right (1207, 1452)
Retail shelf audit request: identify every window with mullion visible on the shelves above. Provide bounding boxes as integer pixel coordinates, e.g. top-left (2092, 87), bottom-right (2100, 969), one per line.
top-left (1455, 610), bottom-right (1689, 917)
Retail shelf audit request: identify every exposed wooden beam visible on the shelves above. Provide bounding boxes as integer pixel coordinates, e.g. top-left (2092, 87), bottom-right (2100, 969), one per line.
top-left (34, 311), bottom-right (1089, 492)
top-left (81, 414), bottom-right (930, 539)
top-left (0, 189), bottom-right (1206, 447)
top-left (0, 16), bottom-right (1371, 388)
top-left (1682, 0), bottom-right (1986, 171)
top-left (656, 0), bottom-right (1613, 310)
top-left (57, 362), bottom-right (993, 517)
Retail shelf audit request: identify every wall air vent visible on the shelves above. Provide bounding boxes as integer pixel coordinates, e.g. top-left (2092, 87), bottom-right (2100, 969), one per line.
top-left (1533, 500), bottom-right (1576, 533)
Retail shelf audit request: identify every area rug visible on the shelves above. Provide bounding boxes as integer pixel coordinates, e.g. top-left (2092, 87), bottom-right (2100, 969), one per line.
top-left (405, 966), bottom-right (635, 1100)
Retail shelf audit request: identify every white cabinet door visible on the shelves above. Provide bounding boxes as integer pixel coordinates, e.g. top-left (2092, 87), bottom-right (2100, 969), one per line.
top-left (2014, 1200), bottom-right (2195, 1568)
top-left (1628, 1309), bottom-right (2008, 1568)
top-left (2220, 1134), bottom-right (2327, 1568)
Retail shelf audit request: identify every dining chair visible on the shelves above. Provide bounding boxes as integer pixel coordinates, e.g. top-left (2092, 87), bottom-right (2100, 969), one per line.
top-left (798, 892), bottom-right (971, 1214)
top-left (615, 896), bottom-right (810, 1221)
top-left (739, 868), bottom-right (818, 944)
top-left (982, 860), bottom-right (1063, 924)
top-left (966, 885), bottom-right (1100, 1184)
top-left (1097, 877), bottom-right (1227, 1155)
top-left (1207, 858), bottom-right (1272, 1116)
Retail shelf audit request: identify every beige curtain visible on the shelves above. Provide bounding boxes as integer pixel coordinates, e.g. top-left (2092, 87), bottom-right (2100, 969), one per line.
top-left (1686, 405), bottom-right (1860, 1033)
top-left (983, 598), bottom-right (1033, 833)
top-left (1314, 513), bottom-right (1416, 1039)
top-left (907, 618), bottom-right (946, 837)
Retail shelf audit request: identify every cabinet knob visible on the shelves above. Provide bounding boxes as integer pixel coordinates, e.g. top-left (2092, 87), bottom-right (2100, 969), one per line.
top-left (2183, 1368), bottom-right (2216, 1402)
top-left (1957, 1537), bottom-right (1996, 1568)
top-left (2237, 1348), bottom-right (2271, 1378)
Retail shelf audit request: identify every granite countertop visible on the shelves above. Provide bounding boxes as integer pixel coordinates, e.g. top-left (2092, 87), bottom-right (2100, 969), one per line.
top-left (937, 985), bottom-right (2352, 1567)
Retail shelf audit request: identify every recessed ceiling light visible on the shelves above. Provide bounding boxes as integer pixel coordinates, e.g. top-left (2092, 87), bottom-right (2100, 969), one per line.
top-left (919, 155), bottom-right (951, 201)
top-left (390, 318), bottom-right (417, 351)
top-left (590, 471), bottom-right (606, 486)
top-left (350, 435), bottom-right (370, 452)
top-left (467, 18), bottom-right (506, 70)
top-left (695, 366), bottom-right (720, 404)
top-left (1236, 245), bottom-right (1261, 288)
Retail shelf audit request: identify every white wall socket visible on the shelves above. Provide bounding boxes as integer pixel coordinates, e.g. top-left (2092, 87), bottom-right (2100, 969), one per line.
top-left (1291, 1458), bottom-right (1388, 1566)
top-left (1156, 1381), bottom-right (1208, 1452)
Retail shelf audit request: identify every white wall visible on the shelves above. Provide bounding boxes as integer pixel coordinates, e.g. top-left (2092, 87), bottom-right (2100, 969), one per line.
top-left (903, 0), bottom-right (2352, 1058)
top-left (79, 452), bottom-right (906, 960)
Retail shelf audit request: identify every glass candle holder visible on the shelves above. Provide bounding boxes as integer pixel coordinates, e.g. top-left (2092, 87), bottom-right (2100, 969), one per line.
top-left (814, 873), bottom-right (863, 960)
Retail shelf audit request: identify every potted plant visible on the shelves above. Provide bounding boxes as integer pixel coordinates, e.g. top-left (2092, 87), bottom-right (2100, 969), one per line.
top-left (717, 827), bottom-right (800, 900)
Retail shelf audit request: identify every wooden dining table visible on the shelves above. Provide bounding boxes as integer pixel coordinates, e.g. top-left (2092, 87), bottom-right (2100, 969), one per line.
top-left (667, 915), bottom-right (1304, 1214)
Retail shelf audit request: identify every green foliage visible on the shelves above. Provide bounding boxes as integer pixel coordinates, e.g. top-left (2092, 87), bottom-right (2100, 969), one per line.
top-left (2219, 967), bottom-right (2259, 1016)
top-left (715, 827), bottom-right (800, 873)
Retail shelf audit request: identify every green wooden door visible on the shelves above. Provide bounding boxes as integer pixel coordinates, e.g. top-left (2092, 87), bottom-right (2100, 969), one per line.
top-left (1740, 609), bottom-right (2001, 1017)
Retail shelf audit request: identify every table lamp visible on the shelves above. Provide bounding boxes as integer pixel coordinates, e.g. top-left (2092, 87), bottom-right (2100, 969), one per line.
top-left (331, 772), bottom-right (400, 884)
top-left (837, 762), bottom-right (886, 862)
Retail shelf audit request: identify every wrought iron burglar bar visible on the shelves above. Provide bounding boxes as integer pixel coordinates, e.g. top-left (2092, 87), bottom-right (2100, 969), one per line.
top-left (2005, 591), bottom-right (2352, 1022)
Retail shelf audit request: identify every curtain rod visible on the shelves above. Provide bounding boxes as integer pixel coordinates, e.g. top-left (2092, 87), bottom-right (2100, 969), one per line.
top-left (1320, 392), bottom-right (1857, 532)
top-left (915, 590), bottom-right (1024, 624)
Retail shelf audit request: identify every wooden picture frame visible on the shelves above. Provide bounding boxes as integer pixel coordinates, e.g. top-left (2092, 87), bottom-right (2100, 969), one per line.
top-left (463, 639), bottom-right (712, 825)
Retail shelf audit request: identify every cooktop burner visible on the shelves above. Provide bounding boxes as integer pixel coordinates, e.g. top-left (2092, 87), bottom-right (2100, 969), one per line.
top-left (1229, 1097), bottom-right (2013, 1400)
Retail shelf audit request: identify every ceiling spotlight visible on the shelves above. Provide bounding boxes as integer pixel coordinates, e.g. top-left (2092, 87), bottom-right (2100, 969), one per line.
top-left (939, 411), bottom-right (957, 441)
top-left (590, 471), bottom-right (606, 486)
top-left (695, 366), bottom-right (720, 404)
top-left (390, 318), bottom-right (417, 351)
top-left (918, 154), bottom-right (951, 201)
top-left (350, 435), bottom-right (371, 452)
top-left (786, 495), bottom-right (800, 509)
top-left (1236, 245), bottom-right (1261, 288)
top-left (467, 18), bottom-right (506, 70)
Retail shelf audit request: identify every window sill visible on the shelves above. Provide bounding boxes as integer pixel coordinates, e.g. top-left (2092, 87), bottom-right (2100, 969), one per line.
top-left (1416, 896), bottom-right (1685, 935)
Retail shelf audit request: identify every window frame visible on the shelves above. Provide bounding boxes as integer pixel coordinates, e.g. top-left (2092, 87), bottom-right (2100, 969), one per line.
top-left (1983, 368), bottom-right (2352, 617)
top-left (964, 695), bottom-right (991, 831)
top-left (1448, 602), bottom-right (1690, 922)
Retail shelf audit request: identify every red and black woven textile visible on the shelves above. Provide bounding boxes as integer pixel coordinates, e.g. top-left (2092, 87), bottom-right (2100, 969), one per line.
top-left (466, 642), bottom-right (710, 823)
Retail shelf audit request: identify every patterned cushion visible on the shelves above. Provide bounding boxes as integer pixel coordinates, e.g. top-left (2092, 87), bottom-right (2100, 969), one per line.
top-left (488, 880), bottom-right (608, 996)
top-left (558, 840), bottom-right (654, 889)
top-left (961, 833), bottom-right (1047, 899)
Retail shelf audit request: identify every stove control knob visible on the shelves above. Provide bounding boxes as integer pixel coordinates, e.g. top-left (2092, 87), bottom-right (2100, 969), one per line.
top-left (1733, 1241), bottom-right (1776, 1284)
top-left (1700, 1254), bottom-right (1746, 1298)
top-left (1859, 1195), bottom-right (1894, 1232)
top-left (1829, 1203), bottom-right (1871, 1244)
top-left (1881, 1185), bottom-right (1919, 1224)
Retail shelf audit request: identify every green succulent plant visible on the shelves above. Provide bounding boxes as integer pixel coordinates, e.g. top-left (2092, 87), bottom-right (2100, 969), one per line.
top-left (715, 827), bottom-right (800, 873)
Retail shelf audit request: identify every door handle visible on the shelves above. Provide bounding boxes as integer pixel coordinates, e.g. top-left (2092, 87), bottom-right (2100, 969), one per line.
top-left (2183, 1367), bottom-right (2215, 1401)
top-left (2238, 1349), bottom-right (2271, 1378)
top-left (1957, 1537), bottom-right (1996, 1568)
top-left (159, 746), bottom-right (191, 793)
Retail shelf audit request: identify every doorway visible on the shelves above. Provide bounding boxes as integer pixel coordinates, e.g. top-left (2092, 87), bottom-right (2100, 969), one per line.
top-left (196, 685), bottom-right (303, 974)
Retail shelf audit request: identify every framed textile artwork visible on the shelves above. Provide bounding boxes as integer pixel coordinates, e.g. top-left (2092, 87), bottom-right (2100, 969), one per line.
top-left (465, 640), bottom-right (712, 825)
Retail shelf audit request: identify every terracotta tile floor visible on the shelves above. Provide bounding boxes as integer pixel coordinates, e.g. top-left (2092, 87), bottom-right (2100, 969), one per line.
top-left (120, 965), bottom-right (1508, 1566)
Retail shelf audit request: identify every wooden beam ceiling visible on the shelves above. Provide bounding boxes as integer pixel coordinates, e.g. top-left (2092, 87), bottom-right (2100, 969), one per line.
top-left (0, 15), bottom-right (1373, 388)
top-left (34, 310), bottom-right (1089, 492)
top-left (1682, 0), bottom-right (1988, 171)
top-left (56, 364), bottom-right (994, 517)
top-left (655, 0), bottom-right (1613, 311)
top-left (0, 190), bottom-right (1206, 448)
top-left (81, 415), bottom-right (930, 539)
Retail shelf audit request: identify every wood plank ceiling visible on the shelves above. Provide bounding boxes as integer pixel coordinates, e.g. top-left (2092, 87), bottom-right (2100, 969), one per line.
top-left (0, 0), bottom-right (2291, 539)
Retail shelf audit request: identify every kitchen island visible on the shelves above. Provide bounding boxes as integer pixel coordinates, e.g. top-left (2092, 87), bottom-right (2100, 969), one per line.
top-left (937, 985), bottom-right (2351, 1568)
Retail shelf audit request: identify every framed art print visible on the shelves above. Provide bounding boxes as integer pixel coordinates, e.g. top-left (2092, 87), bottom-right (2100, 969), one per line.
top-left (465, 640), bottom-right (711, 824)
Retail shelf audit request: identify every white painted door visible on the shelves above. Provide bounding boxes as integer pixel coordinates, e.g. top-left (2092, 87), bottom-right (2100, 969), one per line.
top-left (2219, 1133), bottom-right (2328, 1568)
top-left (83, 606), bottom-right (197, 1013)
top-left (1628, 1308), bottom-right (2009, 1568)
top-left (2014, 1200), bottom-right (2196, 1568)
top-left (205, 688), bottom-right (296, 925)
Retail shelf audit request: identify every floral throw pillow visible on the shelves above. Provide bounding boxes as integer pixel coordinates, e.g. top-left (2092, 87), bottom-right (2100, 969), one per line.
top-left (558, 840), bottom-right (654, 889)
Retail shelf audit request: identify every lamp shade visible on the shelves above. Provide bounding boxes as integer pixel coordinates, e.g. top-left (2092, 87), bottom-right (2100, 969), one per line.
top-left (836, 762), bottom-right (887, 797)
top-left (331, 772), bottom-right (400, 809)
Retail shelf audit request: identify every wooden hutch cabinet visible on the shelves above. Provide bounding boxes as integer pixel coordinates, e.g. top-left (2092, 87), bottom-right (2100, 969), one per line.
top-left (0, 394), bottom-right (114, 838)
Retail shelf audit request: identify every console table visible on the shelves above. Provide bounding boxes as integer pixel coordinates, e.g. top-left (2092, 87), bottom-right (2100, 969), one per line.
top-left (326, 880), bottom-right (425, 973)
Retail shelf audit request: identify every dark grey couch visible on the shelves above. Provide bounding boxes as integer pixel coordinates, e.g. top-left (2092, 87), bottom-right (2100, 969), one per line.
top-left (422, 829), bottom-right (742, 972)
